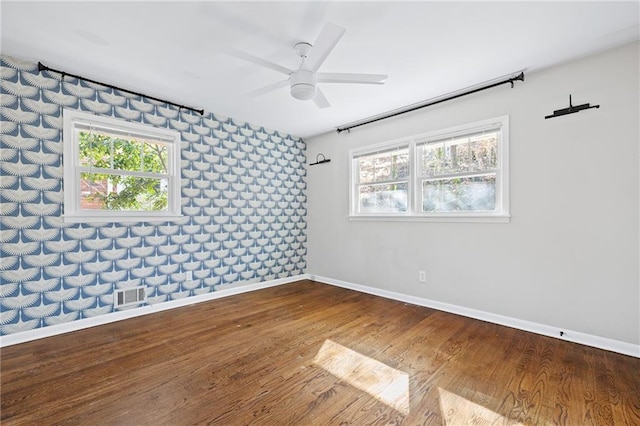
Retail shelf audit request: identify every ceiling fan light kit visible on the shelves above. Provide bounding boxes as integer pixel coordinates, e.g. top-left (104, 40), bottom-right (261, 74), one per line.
top-left (233, 23), bottom-right (387, 108)
top-left (290, 69), bottom-right (317, 100)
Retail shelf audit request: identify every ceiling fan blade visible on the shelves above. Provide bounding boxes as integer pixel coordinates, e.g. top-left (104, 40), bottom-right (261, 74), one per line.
top-left (223, 47), bottom-right (293, 75)
top-left (305, 23), bottom-right (346, 72)
top-left (318, 73), bottom-right (388, 84)
top-left (314, 88), bottom-right (331, 108)
top-left (246, 80), bottom-right (290, 97)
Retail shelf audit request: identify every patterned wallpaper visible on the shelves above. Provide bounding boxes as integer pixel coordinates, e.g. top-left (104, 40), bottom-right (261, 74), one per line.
top-left (0, 55), bottom-right (307, 336)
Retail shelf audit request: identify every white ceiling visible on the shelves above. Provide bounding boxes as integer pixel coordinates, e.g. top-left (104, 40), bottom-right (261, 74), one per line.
top-left (2, 1), bottom-right (638, 139)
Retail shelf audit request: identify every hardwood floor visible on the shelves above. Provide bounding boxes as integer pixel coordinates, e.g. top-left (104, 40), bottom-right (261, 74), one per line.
top-left (1, 280), bottom-right (639, 425)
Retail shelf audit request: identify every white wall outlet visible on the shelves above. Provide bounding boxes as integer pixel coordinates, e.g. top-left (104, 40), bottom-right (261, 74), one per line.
top-left (185, 271), bottom-right (193, 281)
top-left (418, 271), bottom-right (426, 282)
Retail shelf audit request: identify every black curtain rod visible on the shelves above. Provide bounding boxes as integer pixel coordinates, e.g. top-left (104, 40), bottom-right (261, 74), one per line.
top-left (38, 62), bottom-right (205, 115)
top-left (336, 72), bottom-right (525, 134)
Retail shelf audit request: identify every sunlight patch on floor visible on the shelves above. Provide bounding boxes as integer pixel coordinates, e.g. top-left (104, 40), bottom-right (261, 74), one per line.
top-left (438, 387), bottom-right (523, 425)
top-left (313, 339), bottom-right (410, 415)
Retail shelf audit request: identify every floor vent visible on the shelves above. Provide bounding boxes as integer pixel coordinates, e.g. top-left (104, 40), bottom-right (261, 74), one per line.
top-left (114, 286), bottom-right (146, 308)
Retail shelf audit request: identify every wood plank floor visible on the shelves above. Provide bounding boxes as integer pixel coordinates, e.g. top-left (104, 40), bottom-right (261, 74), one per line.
top-left (1, 280), bottom-right (639, 425)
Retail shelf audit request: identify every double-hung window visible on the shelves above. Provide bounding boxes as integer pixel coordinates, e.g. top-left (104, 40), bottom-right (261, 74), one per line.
top-left (353, 144), bottom-right (410, 214)
top-left (63, 109), bottom-right (182, 223)
top-left (350, 116), bottom-right (509, 222)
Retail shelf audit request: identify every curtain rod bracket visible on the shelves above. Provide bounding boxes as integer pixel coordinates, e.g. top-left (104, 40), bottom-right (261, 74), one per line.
top-left (309, 153), bottom-right (331, 166)
top-left (544, 94), bottom-right (599, 119)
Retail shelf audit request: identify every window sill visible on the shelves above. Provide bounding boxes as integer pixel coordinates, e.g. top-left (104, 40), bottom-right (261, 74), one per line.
top-left (63, 214), bottom-right (184, 224)
top-left (348, 214), bottom-right (510, 223)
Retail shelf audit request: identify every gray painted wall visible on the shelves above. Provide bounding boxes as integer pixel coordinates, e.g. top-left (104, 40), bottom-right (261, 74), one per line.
top-left (306, 42), bottom-right (639, 345)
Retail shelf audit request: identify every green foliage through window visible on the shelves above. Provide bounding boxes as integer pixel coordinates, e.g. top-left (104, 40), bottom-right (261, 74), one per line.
top-left (79, 131), bottom-right (169, 211)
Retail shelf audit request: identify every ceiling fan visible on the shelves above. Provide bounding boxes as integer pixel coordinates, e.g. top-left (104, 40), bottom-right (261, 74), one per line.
top-left (230, 23), bottom-right (388, 108)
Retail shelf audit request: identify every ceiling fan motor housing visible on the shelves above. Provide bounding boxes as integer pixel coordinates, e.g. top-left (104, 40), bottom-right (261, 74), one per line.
top-left (239, 23), bottom-right (384, 107)
top-left (290, 69), bottom-right (317, 101)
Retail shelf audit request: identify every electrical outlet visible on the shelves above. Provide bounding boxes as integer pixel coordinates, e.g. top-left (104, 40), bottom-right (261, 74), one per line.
top-left (185, 271), bottom-right (193, 281)
top-left (418, 271), bottom-right (426, 282)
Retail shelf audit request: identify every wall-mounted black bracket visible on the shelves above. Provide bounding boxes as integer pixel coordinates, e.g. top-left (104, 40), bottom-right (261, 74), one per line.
top-left (309, 153), bottom-right (331, 166)
top-left (544, 94), bottom-right (599, 119)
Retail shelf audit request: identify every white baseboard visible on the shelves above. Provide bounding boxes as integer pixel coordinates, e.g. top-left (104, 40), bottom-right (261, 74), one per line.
top-left (4, 273), bottom-right (638, 358)
top-left (310, 275), bottom-right (640, 358)
top-left (0, 274), bottom-right (312, 348)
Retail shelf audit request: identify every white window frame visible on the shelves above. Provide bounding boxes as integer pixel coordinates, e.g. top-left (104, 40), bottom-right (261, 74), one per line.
top-left (350, 142), bottom-right (412, 216)
top-left (349, 116), bottom-right (510, 223)
top-left (63, 109), bottom-right (182, 223)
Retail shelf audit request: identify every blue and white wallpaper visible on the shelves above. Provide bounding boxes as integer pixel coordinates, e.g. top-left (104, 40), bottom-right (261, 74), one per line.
top-left (0, 55), bottom-right (307, 336)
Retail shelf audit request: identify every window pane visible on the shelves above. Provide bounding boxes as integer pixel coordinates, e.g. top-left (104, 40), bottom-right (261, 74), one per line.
top-left (111, 137), bottom-right (143, 172)
top-left (468, 134), bottom-right (498, 171)
top-left (79, 131), bottom-right (111, 168)
top-left (80, 172), bottom-right (168, 212)
top-left (358, 148), bottom-right (409, 184)
top-left (422, 140), bottom-right (469, 176)
top-left (422, 174), bottom-right (496, 212)
top-left (79, 131), bottom-right (169, 174)
top-left (142, 142), bottom-right (168, 173)
top-left (359, 182), bottom-right (408, 213)
top-left (421, 132), bottom-right (498, 177)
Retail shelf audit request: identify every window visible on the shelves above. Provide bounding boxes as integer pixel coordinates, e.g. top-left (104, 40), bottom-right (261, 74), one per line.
top-left (63, 109), bottom-right (182, 223)
top-left (354, 145), bottom-right (410, 214)
top-left (349, 116), bottom-right (509, 222)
